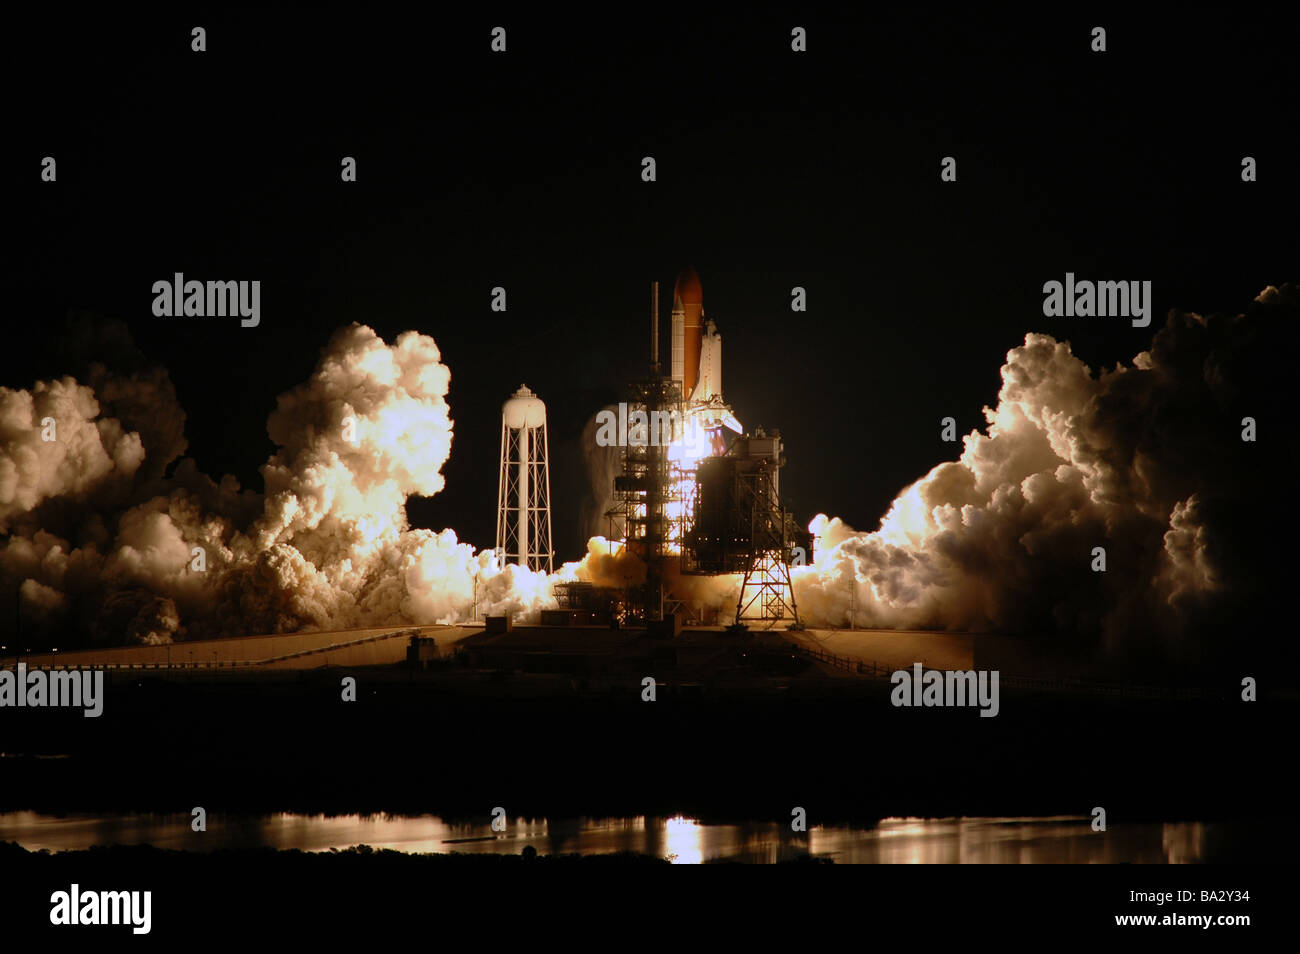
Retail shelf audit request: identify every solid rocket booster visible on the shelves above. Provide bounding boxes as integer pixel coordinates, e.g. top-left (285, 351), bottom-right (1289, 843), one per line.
top-left (672, 266), bottom-right (704, 397)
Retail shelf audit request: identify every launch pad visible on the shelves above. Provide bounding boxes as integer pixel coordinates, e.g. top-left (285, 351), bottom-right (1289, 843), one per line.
top-left (605, 269), bottom-right (810, 629)
top-left (485, 266), bottom-right (812, 631)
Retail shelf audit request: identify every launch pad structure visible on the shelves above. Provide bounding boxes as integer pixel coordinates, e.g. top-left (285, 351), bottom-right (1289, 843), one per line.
top-left (683, 432), bottom-right (806, 624)
top-left (612, 373), bottom-right (683, 623)
top-left (608, 269), bottom-right (811, 629)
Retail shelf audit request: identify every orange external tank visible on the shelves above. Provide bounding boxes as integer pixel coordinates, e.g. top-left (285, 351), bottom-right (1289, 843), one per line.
top-left (674, 266), bottom-right (704, 397)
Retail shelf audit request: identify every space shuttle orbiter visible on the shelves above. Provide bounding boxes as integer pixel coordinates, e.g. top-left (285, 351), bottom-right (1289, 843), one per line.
top-left (669, 267), bottom-right (743, 441)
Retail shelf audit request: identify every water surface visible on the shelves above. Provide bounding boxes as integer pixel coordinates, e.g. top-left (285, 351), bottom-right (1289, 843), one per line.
top-left (0, 811), bottom-right (1216, 863)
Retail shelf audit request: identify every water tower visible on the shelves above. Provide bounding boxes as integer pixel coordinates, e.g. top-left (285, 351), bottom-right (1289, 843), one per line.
top-left (495, 384), bottom-right (554, 573)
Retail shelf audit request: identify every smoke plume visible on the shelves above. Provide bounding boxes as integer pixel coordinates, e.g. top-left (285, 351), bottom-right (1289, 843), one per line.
top-left (1, 323), bottom-right (554, 645)
top-left (793, 285), bottom-right (1296, 664)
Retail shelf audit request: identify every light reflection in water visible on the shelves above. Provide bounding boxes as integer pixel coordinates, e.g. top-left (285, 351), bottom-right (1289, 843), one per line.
top-left (663, 815), bottom-right (703, 865)
top-left (0, 811), bottom-right (1223, 864)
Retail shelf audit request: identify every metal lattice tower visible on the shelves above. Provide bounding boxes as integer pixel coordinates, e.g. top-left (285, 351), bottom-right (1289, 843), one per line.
top-left (612, 375), bottom-right (682, 621)
top-left (734, 463), bottom-right (800, 624)
top-left (496, 384), bottom-right (554, 573)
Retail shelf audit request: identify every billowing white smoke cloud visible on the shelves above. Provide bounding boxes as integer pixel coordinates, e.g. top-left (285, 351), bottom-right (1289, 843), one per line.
top-left (791, 285), bottom-right (1296, 660)
top-left (1, 323), bottom-right (560, 645)
top-left (581, 408), bottom-right (622, 540)
top-left (0, 378), bottom-right (146, 527)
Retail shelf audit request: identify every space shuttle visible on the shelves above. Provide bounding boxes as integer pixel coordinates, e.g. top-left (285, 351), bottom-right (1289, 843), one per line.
top-left (669, 266), bottom-right (743, 443)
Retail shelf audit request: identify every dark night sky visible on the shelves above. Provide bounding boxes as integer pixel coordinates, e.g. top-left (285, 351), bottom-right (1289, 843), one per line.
top-left (8, 9), bottom-right (1296, 559)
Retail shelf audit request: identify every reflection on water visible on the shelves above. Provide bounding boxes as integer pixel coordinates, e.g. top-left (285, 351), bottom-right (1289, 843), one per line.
top-left (0, 811), bottom-right (1220, 864)
top-left (663, 815), bottom-right (703, 865)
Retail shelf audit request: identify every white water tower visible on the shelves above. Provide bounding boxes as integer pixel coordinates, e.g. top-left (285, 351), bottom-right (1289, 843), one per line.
top-left (495, 384), bottom-right (554, 573)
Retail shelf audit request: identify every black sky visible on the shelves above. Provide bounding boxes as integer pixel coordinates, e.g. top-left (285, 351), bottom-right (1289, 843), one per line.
top-left (8, 9), bottom-right (1296, 559)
